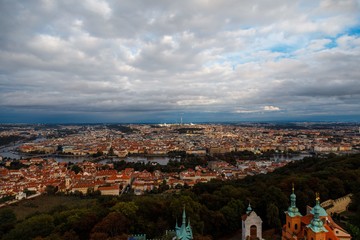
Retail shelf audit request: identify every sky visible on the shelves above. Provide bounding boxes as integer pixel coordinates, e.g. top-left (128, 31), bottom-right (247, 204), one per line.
top-left (0, 0), bottom-right (360, 123)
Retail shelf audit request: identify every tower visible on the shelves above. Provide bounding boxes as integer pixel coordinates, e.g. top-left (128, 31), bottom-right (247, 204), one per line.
top-left (175, 206), bottom-right (193, 240)
top-left (305, 193), bottom-right (328, 240)
top-left (242, 203), bottom-right (263, 240)
top-left (282, 184), bottom-right (302, 240)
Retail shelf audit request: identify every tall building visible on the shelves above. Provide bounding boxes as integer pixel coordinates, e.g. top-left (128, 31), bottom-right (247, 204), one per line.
top-left (282, 186), bottom-right (352, 240)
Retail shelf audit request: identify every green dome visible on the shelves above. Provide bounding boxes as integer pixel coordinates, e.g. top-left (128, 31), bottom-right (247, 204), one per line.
top-left (310, 204), bottom-right (328, 217)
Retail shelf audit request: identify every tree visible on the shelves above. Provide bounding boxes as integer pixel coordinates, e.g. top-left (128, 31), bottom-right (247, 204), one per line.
top-left (0, 209), bottom-right (16, 237)
top-left (3, 214), bottom-right (54, 240)
top-left (220, 198), bottom-right (244, 232)
top-left (110, 201), bottom-right (138, 219)
top-left (71, 165), bottom-right (82, 174)
top-left (108, 147), bottom-right (114, 156)
top-left (45, 185), bottom-right (58, 195)
top-left (62, 230), bottom-right (80, 240)
top-left (91, 212), bottom-right (129, 238)
top-left (266, 203), bottom-right (281, 231)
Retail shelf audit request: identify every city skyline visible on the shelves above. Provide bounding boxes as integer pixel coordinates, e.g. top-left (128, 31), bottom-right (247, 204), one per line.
top-left (1, 0), bottom-right (360, 123)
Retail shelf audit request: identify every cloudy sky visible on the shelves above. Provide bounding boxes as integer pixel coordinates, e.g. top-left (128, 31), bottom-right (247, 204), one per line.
top-left (1, 0), bottom-right (360, 123)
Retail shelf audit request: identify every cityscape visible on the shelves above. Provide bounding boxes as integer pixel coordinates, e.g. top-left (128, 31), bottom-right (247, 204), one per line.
top-left (0, 123), bottom-right (360, 239)
top-left (1, 0), bottom-right (360, 239)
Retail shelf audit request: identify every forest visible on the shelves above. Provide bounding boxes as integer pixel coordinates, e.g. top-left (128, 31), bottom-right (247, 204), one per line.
top-left (0, 153), bottom-right (359, 240)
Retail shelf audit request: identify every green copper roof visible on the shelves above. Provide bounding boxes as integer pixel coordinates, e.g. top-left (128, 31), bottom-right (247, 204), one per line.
top-left (246, 203), bottom-right (252, 215)
top-left (310, 199), bottom-right (328, 217)
top-left (175, 207), bottom-right (193, 240)
top-left (307, 193), bottom-right (328, 233)
top-left (287, 185), bottom-right (302, 217)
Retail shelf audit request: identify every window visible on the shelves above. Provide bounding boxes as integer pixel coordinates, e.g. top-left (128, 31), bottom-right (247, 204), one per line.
top-left (288, 222), bottom-right (290, 228)
top-left (295, 224), bottom-right (298, 230)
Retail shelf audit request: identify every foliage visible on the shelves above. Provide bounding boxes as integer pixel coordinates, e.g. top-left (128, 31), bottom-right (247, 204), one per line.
top-left (3, 153), bottom-right (360, 239)
top-left (106, 125), bottom-right (138, 134)
top-left (0, 209), bottom-right (16, 237)
top-left (70, 164), bottom-right (82, 174)
top-left (0, 135), bottom-right (26, 146)
top-left (3, 214), bottom-right (54, 240)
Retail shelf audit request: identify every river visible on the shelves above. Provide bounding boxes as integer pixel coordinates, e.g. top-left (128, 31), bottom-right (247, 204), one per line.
top-left (0, 143), bottom-right (172, 165)
top-left (1, 140), bottom-right (310, 165)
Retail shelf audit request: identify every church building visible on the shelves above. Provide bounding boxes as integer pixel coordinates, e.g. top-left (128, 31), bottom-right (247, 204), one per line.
top-left (242, 203), bottom-right (264, 240)
top-left (282, 185), bottom-right (352, 240)
top-left (175, 207), bottom-right (193, 240)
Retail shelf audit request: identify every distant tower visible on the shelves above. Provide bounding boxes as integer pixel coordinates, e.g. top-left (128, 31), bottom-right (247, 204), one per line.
top-left (175, 206), bottom-right (193, 240)
top-left (65, 176), bottom-right (72, 189)
top-left (242, 203), bottom-right (263, 240)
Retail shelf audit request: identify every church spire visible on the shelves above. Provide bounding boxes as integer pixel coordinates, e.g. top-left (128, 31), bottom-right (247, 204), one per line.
top-left (307, 193), bottom-right (328, 233)
top-left (287, 183), bottom-right (302, 217)
top-left (175, 205), bottom-right (193, 240)
top-left (182, 205), bottom-right (186, 225)
top-left (290, 183), bottom-right (296, 208)
top-left (246, 202), bottom-right (252, 215)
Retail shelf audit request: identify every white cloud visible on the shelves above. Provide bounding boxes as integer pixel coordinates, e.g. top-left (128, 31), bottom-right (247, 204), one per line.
top-left (263, 106), bottom-right (281, 111)
top-left (0, 0), bottom-right (359, 122)
top-left (83, 0), bottom-right (112, 19)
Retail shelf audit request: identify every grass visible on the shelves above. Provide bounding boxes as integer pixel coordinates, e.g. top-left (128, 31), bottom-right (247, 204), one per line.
top-left (4, 195), bottom-right (95, 220)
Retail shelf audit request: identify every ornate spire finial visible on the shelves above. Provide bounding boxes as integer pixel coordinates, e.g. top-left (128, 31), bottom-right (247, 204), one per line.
top-left (182, 205), bottom-right (186, 225)
top-left (287, 184), bottom-right (302, 217)
top-left (246, 201), bottom-right (252, 215)
top-left (316, 192), bottom-right (320, 202)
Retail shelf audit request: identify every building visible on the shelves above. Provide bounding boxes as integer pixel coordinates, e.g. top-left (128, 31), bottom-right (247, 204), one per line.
top-left (282, 186), bottom-right (352, 240)
top-left (242, 203), bottom-right (263, 240)
top-left (175, 207), bottom-right (193, 240)
top-left (98, 184), bottom-right (119, 196)
top-left (127, 207), bottom-right (193, 240)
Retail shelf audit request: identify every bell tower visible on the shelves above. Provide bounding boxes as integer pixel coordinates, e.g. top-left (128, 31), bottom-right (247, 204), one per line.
top-left (306, 193), bottom-right (328, 240)
top-left (282, 184), bottom-right (302, 240)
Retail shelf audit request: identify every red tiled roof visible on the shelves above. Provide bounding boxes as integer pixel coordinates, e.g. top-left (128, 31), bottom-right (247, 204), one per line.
top-left (98, 185), bottom-right (119, 191)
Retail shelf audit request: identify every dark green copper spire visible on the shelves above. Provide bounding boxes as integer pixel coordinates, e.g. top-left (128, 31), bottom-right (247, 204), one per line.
top-left (307, 193), bottom-right (328, 233)
top-left (175, 206), bottom-right (193, 240)
top-left (246, 202), bottom-right (252, 215)
top-left (287, 183), bottom-right (302, 217)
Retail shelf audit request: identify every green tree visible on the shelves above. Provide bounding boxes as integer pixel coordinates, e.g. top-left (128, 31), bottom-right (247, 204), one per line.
top-left (91, 212), bottom-right (129, 238)
top-left (220, 198), bottom-right (244, 232)
top-left (110, 201), bottom-right (138, 219)
top-left (3, 214), bottom-right (54, 240)
top-left (71, 164), bottom-right (82, 174)
top-left (0, 209), bottom-right (16, 237)
top-left (266, 203), bottom-right (281, 231)
top-left (45, 185), bottom-right (58, 195)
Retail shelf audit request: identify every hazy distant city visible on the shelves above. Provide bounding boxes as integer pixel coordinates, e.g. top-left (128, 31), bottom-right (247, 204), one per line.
top-left (1, 0), bottom-right (360, 239)
top-left (0, 122), bottom-right (359, 198)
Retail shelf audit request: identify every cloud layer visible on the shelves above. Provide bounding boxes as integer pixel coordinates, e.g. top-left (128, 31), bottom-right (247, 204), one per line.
top-left (1, 0), bottom-right (360, 123)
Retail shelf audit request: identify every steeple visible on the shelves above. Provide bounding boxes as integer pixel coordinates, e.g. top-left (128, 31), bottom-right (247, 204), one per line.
top-left (287, 183), bottom-right (302, 217)
top-left (246, 202), bottom-right (252, 215)
top-left (307, 193), bottom-right (328, 233)
top-left (182, 205), bottom-right (187, 225)
top-left (310, 192), bottom-right (328, 217)
top-left (175, 206), bottom-right (193, 240)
